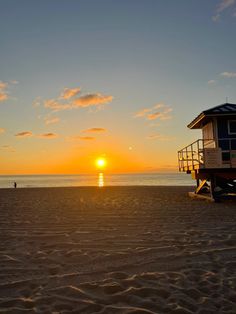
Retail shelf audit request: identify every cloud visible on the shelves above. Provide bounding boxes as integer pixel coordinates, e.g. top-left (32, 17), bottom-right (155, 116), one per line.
top-left (217, 0), bottom-right (235, 12)
top-left (212, 14), bottom-right (221, 21)
top-left (0, 93), bottom-right (8, 101)
top-left (213, 0), bottom-right (235, 20)
top-left (72, 93), bottom-right (113, 108)
top-left (0, 128), bottom-right (5, 134)
top-left (15, 131), bottom-right (58, 139)
top-left (0, 81), bottom-right (7, 90)
top-left (147, 112), bottom-right (163, 120)
top-left (44, 117), bottom-right (60, 125)
top-left (78, 136), bottom-right (95, 140)
top-left (0, 80), bottom-right (18, 102)
top-left (208, 80), bottom-right (216, 85)
top-left (15, 131), bottom-right (33, 138)
top-left (61, 87), bottom-right (81, 99)
top-left (159, 108), bottom-right (173, 120)
top-left (135, 104), bottom-right (172, 121)
top-left (43, 87), bottom-right (113, 113)
top-left (82, 127), bottom-right (107, 133)
top-left (32, 97), bottom-right (41, 108)
top-left (153, 103), bottom-right (165, 109)
top-left (147, 133), bottom-right (173, 141)
top-left (10, 80), bottom-right (19, 85)
top-left (68, 131), bottom-right (103, 141)
top-left (70, 135), bottom-right (95, 141)
top-left (134, 108), bottom-right (152, 118)
top-left (0, 81), bottom-right (8, 102)
top-left (209, 72), bottom-right (236, 83)
top-left (44, 99), bottom-right (70, 111)
top-left (134, 103), bottom-right (165, 118)
top-left (1, 145), bottom-right (15, 152)
top-left (220, 71), bottom-right (236, 78)
top-left (37, 133), bottom-right (58, 139)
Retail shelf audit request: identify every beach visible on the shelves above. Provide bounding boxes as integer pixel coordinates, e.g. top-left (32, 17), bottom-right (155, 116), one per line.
top-left (0, 186), bottom-right (236, 314)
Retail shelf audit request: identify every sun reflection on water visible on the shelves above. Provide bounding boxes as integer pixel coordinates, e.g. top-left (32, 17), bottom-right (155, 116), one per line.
top-left (98, 172), bottom-right (104, 187)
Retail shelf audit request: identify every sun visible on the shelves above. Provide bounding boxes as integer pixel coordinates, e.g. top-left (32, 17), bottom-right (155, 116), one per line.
top-left (96, 158), bottom-right (106, 169)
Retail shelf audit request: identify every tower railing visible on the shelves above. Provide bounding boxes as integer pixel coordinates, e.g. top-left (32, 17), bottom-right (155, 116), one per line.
top-left (178, 139), bottom-right (206, 172)
top-left (178, 138), bottom-right (236, 172)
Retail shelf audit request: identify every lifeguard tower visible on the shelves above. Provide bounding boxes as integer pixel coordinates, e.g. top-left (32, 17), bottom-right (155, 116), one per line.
top-left (178, 103), bottom-right (236, 201)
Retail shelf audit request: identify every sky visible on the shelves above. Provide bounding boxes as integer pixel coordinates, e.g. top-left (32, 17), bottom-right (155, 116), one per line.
top-left (1, 0), bottom-right (236, 175)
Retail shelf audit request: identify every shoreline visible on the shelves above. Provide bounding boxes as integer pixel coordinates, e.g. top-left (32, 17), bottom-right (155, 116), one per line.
top-left (0, 173), bottom-right (193, 189)
top-left (0, 186), bottom-right (236, 313)
top-left (0, 184), bottom-right (195, 190)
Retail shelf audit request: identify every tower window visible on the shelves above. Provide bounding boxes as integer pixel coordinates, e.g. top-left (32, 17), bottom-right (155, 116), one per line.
top-left (228, 120), bottom-right (236, 134)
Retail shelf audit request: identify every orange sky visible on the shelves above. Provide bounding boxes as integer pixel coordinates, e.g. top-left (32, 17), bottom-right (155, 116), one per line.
top-left (1, 1), bottom-right (235, 175)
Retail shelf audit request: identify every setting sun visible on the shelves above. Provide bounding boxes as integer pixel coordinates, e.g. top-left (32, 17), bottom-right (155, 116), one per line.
top-left (96, 158), bottom-right (106, 169)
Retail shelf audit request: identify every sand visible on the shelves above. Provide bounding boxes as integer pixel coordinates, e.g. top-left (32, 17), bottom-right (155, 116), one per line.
top-left (0, 186), bottom-right (236, 314)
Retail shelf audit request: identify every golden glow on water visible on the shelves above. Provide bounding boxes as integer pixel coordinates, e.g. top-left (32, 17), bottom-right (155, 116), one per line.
top-left (98, 172), bottom-right (104, 187)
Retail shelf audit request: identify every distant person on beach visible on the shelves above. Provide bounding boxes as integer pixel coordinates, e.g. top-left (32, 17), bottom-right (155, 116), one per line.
top-left (14, 182), bottom-right (17, 188)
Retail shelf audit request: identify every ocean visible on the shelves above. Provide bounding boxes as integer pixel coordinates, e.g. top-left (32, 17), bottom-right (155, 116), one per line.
top-left (0, 173), bottom-right (193, 188)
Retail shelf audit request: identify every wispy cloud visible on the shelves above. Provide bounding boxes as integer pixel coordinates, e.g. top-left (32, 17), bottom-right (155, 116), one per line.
top-left (208, 79), bottom-right (216, 85)
top-left (32, 97), bottom-right (41, 108)
top-left (68, 128), bottom-right (106, 141)
top-left (61, 87), bottom-right (81, 99)
top-left (213, 0), bottom-right (235, 21)
top-left (147, 112), bottom-right (162, 120)
top-left (135, 103), bottom-right (172, 121)
top-left (15, 131), bottom-right (58, 139)
top-left (153, 103), bottom-right (165, 109)
top-left (1, 145), bottom-right (15, 152)
top-left (0, 82), bottom-right (7, 90)
top-left (15, 131), bottom-right (33, 138)
top-left (37, 133), bottom-right (58, 139)
top-left (0, 128), bottom-right (5, 134)
top-left (44, 99), bottom-right (70, 111)
top-left (44, 117), bottom-right (60, 125)
top-left (212, 14), bottom-right (221, 21)
top-left (134, 108), bottom-right (152, 118)
top-left (208, 71), bottom-right (236, 83)
top-left (147, 133), bottom-right (173, 141)
top-left (43, 88), bottom-right (113, 112)
top-left (0, 81), bottom-right (8, 102)
top-left (134, 103), bottom-right (165, 118)
top-left (72, 136), bottom-right (95, 140)
top-left (217, 0), bottom-right (235, 12)
top-left (72, 93), bottom-right (113, 108)
top-left (10, 80), bottom-right (19, 85)
top-left (0, 80), bottom-right (18, 102)
top-left (220, 71), bottom-right (236, 78)
top-left (82, 127), bottom-right (107, 133)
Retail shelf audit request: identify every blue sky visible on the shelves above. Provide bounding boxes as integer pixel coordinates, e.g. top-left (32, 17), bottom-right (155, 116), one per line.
top-left (0, 0), bottom-right (236, 174)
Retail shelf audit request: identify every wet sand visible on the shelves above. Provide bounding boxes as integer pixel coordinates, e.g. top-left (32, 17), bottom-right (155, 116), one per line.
top-left (0, 186), bottom-right (236, 313)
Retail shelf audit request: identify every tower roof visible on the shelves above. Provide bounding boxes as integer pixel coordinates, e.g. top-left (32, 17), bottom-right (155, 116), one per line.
top-left (188, 103), bottom-right (236, 129)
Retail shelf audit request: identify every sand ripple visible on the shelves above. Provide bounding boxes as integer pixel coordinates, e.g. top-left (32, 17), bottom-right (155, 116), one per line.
top-left (0, 186), bottom-right (236, 313)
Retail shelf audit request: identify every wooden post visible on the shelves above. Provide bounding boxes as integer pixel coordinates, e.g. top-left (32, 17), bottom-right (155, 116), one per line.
top-left (210, 174), bottom-right (218, 201)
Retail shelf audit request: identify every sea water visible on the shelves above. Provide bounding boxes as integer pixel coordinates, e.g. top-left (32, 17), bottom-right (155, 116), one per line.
top-left (0, 173), bottom-right (193, 188)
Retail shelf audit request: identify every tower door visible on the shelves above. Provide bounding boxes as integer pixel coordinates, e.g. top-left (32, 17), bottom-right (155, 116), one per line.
top-left (202, 122), bottom-right (215, 148)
